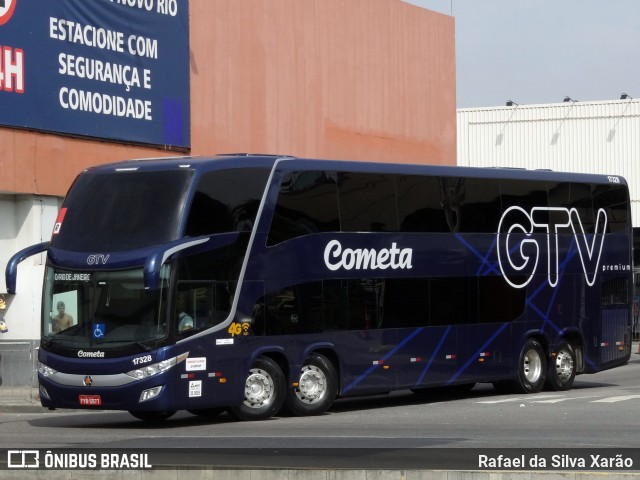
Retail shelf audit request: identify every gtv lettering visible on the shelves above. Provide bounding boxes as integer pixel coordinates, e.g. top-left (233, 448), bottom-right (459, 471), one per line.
top-left (497, 206), bottom-right (607, 289)
top-left (87, 254), bottom-right (110, 265)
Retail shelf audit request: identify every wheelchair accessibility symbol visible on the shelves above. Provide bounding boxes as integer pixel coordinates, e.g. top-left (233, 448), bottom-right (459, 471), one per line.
top-left (93, 324), bottom-right (105, 338)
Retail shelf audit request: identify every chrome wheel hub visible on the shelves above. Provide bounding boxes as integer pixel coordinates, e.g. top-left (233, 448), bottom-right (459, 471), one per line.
top-left (523, 349), bottom-right (543, 383)
top-left (295, 365), bottom-right (326, 404)
top-left (244, 368), bottom-right (274, 408)
top-left (554, 349), bottom-right (574, 382)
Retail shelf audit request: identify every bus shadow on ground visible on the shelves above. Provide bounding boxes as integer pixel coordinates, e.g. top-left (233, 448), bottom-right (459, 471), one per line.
top-left (27, 378), bottom-right (621, 431)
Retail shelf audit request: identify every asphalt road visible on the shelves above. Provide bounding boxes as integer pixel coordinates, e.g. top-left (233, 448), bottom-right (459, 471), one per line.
top-left (1, 354), bottom-right (639, 469)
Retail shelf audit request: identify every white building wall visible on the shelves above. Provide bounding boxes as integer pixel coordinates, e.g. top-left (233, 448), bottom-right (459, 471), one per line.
top-left (1, 195), bottom-right (61, 340)
top-left (457, 98), bottom-right (640, 226)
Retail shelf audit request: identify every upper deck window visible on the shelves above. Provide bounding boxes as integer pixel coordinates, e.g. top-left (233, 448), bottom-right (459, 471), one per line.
top-left (396, 175), bottom-right (449, 233)
top-left (593, 184), bottom-right (629, 233)
top-left (268, 171), bottom-right (340, 245)
top-left (267, 168), bottom-right (631, 244)
top-left (442, 177), bottom-right (501, 233)
top-left (185, 168), bottom-right (270, 236)
top-left (52, 170), bottom-right (193, 252)
top-left (338, 172), bottom-right (398, 232)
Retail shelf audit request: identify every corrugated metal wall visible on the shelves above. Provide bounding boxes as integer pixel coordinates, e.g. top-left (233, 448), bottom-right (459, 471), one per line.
top-left (457, 99), bottom-right (640, 226)
top-left (0, 341), bottom-right (39, 400)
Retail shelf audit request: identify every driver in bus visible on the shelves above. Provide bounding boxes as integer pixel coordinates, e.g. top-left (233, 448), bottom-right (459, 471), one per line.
top-left (177, 292), bottom-right (195, 332)
top-left (52, 301), bottom-right (73, 333)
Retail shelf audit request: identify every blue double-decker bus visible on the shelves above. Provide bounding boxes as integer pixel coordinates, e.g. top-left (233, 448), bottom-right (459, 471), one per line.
top-left (7, 154), bottom-right (633, 421)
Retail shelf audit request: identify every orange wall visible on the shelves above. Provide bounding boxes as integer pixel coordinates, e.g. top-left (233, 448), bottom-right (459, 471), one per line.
top-left (0, 0), bottom-right (455, 197)
top-left (0, 129), bottom-right (169, 196)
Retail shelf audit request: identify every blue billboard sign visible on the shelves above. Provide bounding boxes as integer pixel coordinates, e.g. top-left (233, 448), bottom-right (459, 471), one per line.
top-left (0, 0), bottom-right (190, 148)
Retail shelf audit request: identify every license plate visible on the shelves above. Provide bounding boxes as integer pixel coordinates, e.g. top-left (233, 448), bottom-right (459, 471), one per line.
top-left (79, 395), bottom-right (102, 406)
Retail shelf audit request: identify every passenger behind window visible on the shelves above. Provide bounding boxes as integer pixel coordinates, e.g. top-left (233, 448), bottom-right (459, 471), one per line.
top-left (52, 301), bottom-right (74, 333)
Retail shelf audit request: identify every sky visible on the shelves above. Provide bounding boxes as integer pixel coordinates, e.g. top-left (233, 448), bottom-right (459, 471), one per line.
top-left (403, 0), bottom-right (640, 108)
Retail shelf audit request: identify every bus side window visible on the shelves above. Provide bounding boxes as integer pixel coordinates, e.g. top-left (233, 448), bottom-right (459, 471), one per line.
top-left (323, 280), bottom-right (348, 331)
top-left (175, 287), bottom-right (197, 332)
top-left (259, 282), bottom-right (323, 335)
top-left (268, 170), bottom-right (339, 245)
top-left (175, 283), bottom-right (232, 333)
top-left (347, 279), bottom-right (384, 330)
top-left (548, 182), bottom-right (595, 233)
top-left (478, 276), bottom-right (525, 322)
top-left (212, 283), bottom-right (233, 324)
top-left (252, 300), bottom-right (266, 336)
top-left (429, 277), bottom-right (478, 325)
top-left (593, 184), bottom-right (629, 233)
top-left (382, 278), bottom-right (429, 328)
top-left (186, 191), bottom-right (233, 235)
top-left (443, 177), bottom-right (501, 234)
top-left (186, 168), bottom-right (271, 236)
top-left (338, 173), bottom-right (398, 232)
top-left (265, 287), bottom-right (298, 335)
top-left (396, 175), bottom-right (449, 233)
top-left (500, 179), bottom-right (549, 217)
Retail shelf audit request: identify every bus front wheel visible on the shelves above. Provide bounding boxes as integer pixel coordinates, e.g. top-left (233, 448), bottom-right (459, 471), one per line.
top-left (285, 353), bottom-right (337, 416)
top-left (511, 339), bottom-right (547, 394)
top-left (229, 356), bottom-right (286, 421)
top-left (545, 343), bottom-right (576, 391)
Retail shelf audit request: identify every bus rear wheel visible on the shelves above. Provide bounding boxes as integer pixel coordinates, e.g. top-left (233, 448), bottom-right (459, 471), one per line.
top-left (228, 356), bottom-right (286, 421)
top-left (545, 343), bottom-right (576, 391)
top-left (510, 339), bottom-right (546, 393)
top-left (285, 353), bottom-right (337, 416)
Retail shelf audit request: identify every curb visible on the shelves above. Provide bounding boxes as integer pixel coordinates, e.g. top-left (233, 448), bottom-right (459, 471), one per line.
top-left (0, 404), bottom-right (49, 414)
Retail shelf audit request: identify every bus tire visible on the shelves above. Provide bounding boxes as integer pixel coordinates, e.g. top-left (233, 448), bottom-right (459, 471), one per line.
top-left (285, 353), bottom-right (337, 416)
top-left (128, 410), bottom-right (176, 422)
top-left (511, 339), bottom-right (547, 394)
top-left (229, 356), bottom-right (286, 421)
top-left (545, 343), bottom-right (576, 391)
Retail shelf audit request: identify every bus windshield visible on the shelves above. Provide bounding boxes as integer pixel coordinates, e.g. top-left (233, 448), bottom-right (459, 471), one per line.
top-left (42, 266), bottom-right (170, 355)
top-left (41, 231), bottom-right (252, 355)
top-left (51, 169), bottom-right (193, 251)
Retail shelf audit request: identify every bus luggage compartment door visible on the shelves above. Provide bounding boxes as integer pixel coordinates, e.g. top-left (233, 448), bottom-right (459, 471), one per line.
top-left (599, 307), bottom-right (630, 364)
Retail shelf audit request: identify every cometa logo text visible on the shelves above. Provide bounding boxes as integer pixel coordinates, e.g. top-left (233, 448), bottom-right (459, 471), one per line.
top-left (77, 350), bottom-right (105, 358)
top-left (324, 240), bottom-right (413, 271)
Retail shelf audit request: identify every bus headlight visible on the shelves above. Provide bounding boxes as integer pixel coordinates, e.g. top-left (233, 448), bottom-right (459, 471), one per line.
top-left (38, 362), bottom-right (57, 378)
top-left (139, 386), bottom-right (163, 403)
top-left (125, 352), bottom-right (188, 380)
